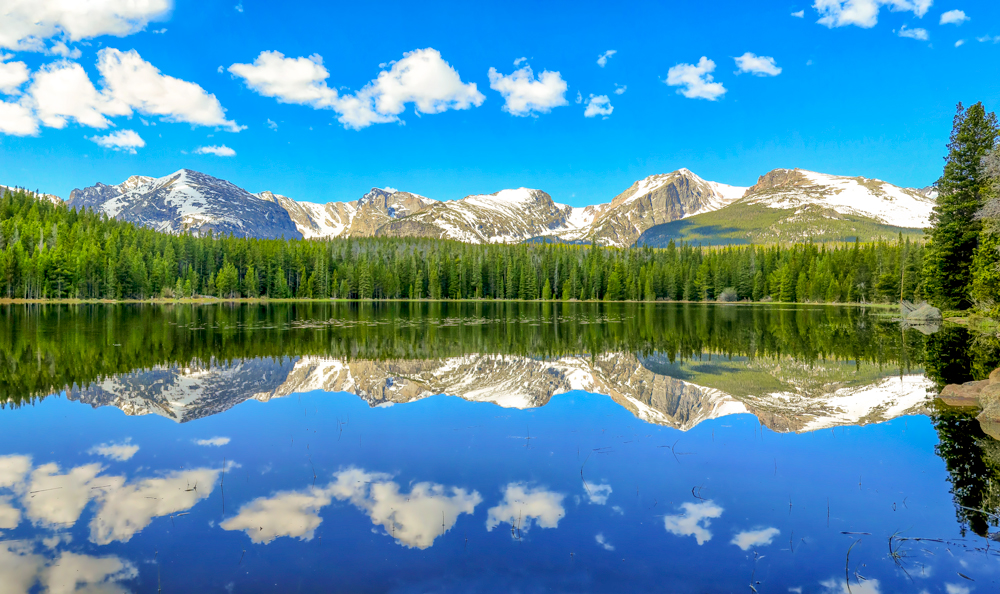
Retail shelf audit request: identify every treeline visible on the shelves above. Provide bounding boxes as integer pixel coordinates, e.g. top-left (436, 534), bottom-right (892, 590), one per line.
top-left (0, 187), bottom-right (925, 304)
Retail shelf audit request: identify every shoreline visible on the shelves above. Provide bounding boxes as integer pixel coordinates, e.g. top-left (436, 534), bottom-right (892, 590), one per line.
top-left (0, 297), bottom-right (900, 308)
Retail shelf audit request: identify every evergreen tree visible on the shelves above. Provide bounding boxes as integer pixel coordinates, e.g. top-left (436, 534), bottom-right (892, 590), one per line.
top-left (925, 102), bottom-right (999, 309)
top-left (242, 265), bottom-right (259, 297)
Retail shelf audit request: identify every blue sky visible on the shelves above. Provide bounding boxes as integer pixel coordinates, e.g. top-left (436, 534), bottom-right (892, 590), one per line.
top-left (1, 0), bottom-right (998, 206)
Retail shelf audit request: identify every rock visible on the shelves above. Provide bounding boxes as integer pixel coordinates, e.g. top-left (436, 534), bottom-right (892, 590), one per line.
top-left (979, 401), bottom-right (1000, 440)
top-left (939, 380), bottom-right (989, 406)
top-left (990, 367), bottom-right (1000, 385)
top-left (907, 303), bottom-right (943, 322)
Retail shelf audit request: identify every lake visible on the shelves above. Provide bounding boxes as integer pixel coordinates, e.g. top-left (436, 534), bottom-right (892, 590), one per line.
top-left (1, 302), bottom-right (999, 593)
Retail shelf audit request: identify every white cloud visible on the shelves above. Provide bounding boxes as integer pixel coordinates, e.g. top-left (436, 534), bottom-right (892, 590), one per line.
top-left (792, 10), bottom-right (806, 17)
top-left (513, 57), bottom-right (528, 66)
top-left (734, 52), bottom-right (782, 76)
top-left (596, 50), bottom-right (616, 67)
top-left (194, 145), bottom-right (235, 157)
top-left (266, 118), bottom-right (278, 130)
top-left (0, 541), bottom-right (42, 593)
top-left (223, 468), bottom-right (481, 549)
top-left (488, 63), bottom-right (568, 116)
top-left (0, 101), bottom-right (39, 135)
top-left (731, 527), bottom-right (780, 550)
top-left (195, 436), bottom-right (231, 446)
top-left (819, 577), bottom-right (882, 594)
top-left (229, 52), bottom-right (338, 107)
top-left (98, 48), bottom-right (242, 131)
top-left (382, 186), bottom-right (398, 193)
top-left (0, 542), bottom-right (136, 594)
top-left (0, 455), bottom-right (31, 489)
top-left (0, 0), bottom-right (172, 51)
top-left (230, 48), bottom-right (484, 130)
top-left (940, 9), bottom-right (968, 25)
top-left (234, 3), bottom-right (244, 12)
top-left (585, 482), bottom-right (612, 504)
top-left (90, 468), bottom-right (219, 544)
top-left (945, 585), bottom-right (970, 594)
top-left (898, 25), bottom-right (929, 39)
top-left (486, 483), bottom-right (565, 534)
top-left (977, 35), bottom-right (1000, 43)
top-left (89, 439), bottom-right (140, 460)
top-left (8, 48), bottom-right (241, 137)
top-left (221, 486), bottom-right (331, 544)
top-left (595, 533), bottom-right (614, 551)
top-left (328, 468), bottom-right (481, 550)
top-left (41, 550), bottom-right (138, 594)
top-left (955, 39), bottom-right (965, 46)
top-left (813, 0), bottom-right (933, 29)
top-left (49, 42), bottom-right (81, 59)
top-left (27, 61), bottom-right (127, 129)
top-left (0, 496), bottom-right (19, 529)
top-left (665, 57), bottom-right (726, 101)
top-left (663, 500), bottom-right (723, 545)
top-left (614, 84), bottom-right (626, 95)
top-left (22, 462), bottom-right (125, 528)
top-left (583, 94), bottom-right (613, 118)
top-left (575, 91), bottom-right (582, 104)
top-left (0, 55), bottom-right (30, 94)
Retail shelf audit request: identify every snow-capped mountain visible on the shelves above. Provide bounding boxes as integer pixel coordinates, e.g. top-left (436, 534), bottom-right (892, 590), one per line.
top-left (372, 170), bottom-right (747, 246)
top-left (584, 169), bottom-right (747, 246)
top-left (64, 352), bottom-right (932, 432)
top-left (68, 169), bottom-right (302, 240)
top-left (258, 188), bottom-right (434, 239)
top-left (635, 168), bottom-right (938, 247)
top-left (376, 188), bottom-right (590, 244)
top-left (62, 166), bottom-right (935, 246)
top-left (739, 168), bottom-right (936, 228)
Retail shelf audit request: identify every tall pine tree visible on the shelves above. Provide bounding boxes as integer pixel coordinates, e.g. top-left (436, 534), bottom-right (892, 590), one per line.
top-left (925, 102), bottom-right (999, 309)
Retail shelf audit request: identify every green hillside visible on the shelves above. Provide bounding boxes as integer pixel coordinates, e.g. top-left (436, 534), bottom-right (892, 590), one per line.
top-left (635, 202), bottom-right (927, 247)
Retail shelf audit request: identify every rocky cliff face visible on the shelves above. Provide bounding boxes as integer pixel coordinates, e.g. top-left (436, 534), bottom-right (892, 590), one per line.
top-left (68, 170), bottom-right (302, 240)
top-left (588, 169), bottom-right (746, 246)
top-left (257, 188), bottom-right (434, 239)
top-left (374, 188), bottom-right (588, 244)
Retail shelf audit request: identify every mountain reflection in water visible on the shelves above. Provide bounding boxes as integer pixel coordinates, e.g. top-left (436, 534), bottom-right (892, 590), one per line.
top-left (64, 352), bottom-right (932, 432)
top-left (2, 301), bottom-right (929, 432)
top-left (2, 302), bottom-right (1000, 592)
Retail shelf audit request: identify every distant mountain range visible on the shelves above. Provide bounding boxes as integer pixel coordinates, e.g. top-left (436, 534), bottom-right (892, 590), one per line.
top-left (10, 167), bottom-right (936, 246)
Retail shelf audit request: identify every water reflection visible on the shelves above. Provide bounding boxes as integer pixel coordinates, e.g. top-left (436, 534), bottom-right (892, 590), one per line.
top-left (55, 353), bottom-right (932, 434)
top-left (486, 483), bottom-right (565, 536)
top-left (662, 500), bottom-right (723, 545)
top-left (222, 468), bottom-right (482, 549)
top-left (0, 454), bottom-right (220, 545)
top-left (1, 303), bottom-right (1000, 591)
top-left (0, 542), bottom-right (137, 594)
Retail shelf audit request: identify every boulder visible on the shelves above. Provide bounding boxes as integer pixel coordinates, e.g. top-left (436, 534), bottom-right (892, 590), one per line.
top-left (980, 383), bottom-right (1000, 408)
top-left (939, 380), bottom-right (990, 406)
top-left (979, 401), bottom-right (1000, 440)
top-left (991, 367), bottom-right (1000, 385)
top-left (907, 303), bottom-right (943, 322)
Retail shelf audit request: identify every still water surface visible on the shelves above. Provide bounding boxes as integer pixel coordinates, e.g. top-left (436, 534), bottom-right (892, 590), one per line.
top-left (1, 302), bottom-right (999, 593)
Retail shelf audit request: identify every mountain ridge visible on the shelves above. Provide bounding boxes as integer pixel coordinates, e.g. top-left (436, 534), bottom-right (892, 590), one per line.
top-left (31, 166), bottom-right (937, 246)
